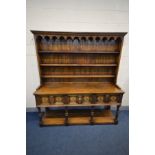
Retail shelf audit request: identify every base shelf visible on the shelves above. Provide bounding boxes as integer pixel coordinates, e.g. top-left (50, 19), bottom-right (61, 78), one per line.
top-left (41, 109), bottom-right (115, 126)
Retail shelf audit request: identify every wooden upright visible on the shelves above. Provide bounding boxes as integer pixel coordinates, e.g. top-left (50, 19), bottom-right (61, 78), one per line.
top-left (31, 31), bottom-right (127, 126)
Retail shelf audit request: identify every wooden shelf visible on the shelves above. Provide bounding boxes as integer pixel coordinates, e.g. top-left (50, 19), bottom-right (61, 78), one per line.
top-left (38, 50), bottom-right (120, 54)
top-left (41, 75), bottom-right (115, 78)
top-left (40, 64), bottom-right (117, 67)
top-left (93, 109), bottom-right (115, 124)
top-left (41, 109), bottom-right (115, 126)
top-left (42, 117), bottom-right (65, 125)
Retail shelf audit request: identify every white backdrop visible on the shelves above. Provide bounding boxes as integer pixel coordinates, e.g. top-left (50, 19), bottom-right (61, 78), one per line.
top-left (26, 0), bottom-right (129, 107)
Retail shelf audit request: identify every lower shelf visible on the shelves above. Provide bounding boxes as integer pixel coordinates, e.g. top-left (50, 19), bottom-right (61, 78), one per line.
top-left (41, 109), bottom-right (115, 126)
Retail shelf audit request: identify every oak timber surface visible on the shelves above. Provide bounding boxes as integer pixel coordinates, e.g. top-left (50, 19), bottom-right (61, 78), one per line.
top-left (32, 31), bottom-right (126, 126)
top-left (34, 82), bottom-right (123, 95)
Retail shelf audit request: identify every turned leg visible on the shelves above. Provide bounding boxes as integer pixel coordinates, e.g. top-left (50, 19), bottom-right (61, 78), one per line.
top-left (37, 107), bottom-right (43, 126)
top-left (90, 106), bottom-right (94, 125)
top-left (65, 106), bottom-right (68, 126)
top-left (114, 105), bottom-right (120, 124)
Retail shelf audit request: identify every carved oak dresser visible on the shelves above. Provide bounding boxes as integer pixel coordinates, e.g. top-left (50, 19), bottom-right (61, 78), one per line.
top-left (31, 31), bottom-right (127, 126)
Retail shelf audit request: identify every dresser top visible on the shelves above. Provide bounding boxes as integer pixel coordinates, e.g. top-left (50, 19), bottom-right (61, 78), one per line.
top-left (34, 82), bottom-right (124, 95)
top-left (31, 30), bottom-right (127, 36)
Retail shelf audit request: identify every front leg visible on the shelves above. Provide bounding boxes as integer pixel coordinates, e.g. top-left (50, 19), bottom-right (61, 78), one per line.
top-left (37, 107), bottom-right (43, 126)
top-left (114, 105), bottom-right (120, 124)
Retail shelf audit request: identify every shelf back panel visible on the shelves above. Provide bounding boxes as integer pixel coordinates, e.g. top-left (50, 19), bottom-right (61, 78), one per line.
top-left (42, 77), bottom-right (115, 83)
top-left (39, 53), bottom-right (118, 64)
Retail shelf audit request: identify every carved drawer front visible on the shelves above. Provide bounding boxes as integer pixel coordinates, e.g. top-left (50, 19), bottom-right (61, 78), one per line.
top-left (40, 96), bottom-right (49, 104)
top-left (82, 95), bottom-right (91, 104)
top-left (36, 93), bottom-right (123, 106)
top-left (36, 96), bottom-right (55, 105)
top-left (109, 94), bottom-right (122, 103)
top-left (68, 95), bottom-right (93, 104)
top-left (110, 95), bottom-right (117, 102)
top-left (96, 95), bottom-right (105, 104)
top-left (69, 95), bottom-right (78, 104)
top-left (54, 96), bottom-right (64, 105)
top-left (95, 94), bottom-right (122, 104)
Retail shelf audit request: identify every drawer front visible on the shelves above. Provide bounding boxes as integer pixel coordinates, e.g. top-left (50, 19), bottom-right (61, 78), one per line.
top-left (37, 96), bottom-right (49, 105)
top-left (36, 95), bottom-right (65, 105)
top-left (35, 94), bottom-right (123, 106)
top-left (96, 94), bottom-right (122, 103)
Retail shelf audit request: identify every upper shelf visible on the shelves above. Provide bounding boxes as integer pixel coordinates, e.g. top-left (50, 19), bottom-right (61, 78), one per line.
top-left (40, 64), bottom-right (117, 67)
top-left (38, 50), bottom-right (120, 54)
top-left (35, 34), bottom-right (123, 52)
top-left (41, 75), bottom-right (115, 78)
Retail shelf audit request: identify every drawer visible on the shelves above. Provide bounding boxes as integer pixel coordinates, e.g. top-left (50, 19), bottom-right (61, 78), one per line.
top-left (37, 96), bottom-right (49, 105)
top-left (96, 94), bottom-right (122, 103)
top-left (36, 95), bottom-right (65, 105)
top-left (35, 93), bottom-right (123, 106)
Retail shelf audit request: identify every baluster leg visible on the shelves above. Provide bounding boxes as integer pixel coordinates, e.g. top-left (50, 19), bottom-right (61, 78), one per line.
top-left (65, 106), bottom-right (68, 126)
top-left (37, 107), bottom-right (43, 126)
top-left (114, 105), bottom-right (120, 124)
top-left (90, 106), bottom-right (94, 125)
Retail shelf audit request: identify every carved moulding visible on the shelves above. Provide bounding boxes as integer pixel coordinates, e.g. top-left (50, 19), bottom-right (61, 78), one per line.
top-left (54, 96), bottom-right (64, 105)
top-left (82, 96), bottom-right (91, 104)
top-left (110, 96), bottom-right (117, 102)
top-left (69, 96), bottom-right (78, 104)
top-left (96, 95), bottom-right (105, 104)
top-left (41, 96), bottom-right (49, 104)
